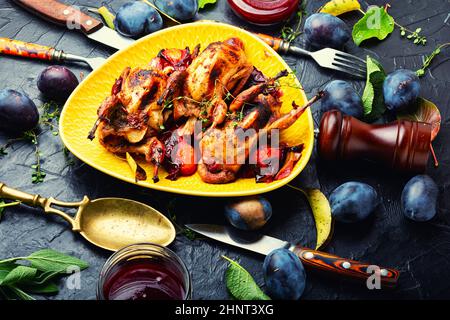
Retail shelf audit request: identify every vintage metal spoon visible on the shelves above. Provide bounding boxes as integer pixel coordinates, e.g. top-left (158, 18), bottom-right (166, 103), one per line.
top-left (0, 183), bottom-right (176, 251)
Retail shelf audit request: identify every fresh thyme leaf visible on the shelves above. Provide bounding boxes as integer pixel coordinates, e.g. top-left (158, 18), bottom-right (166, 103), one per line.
top-left (222, 256), bottom-right (270, 300)
top-left (183, 228), bottom-right (197, 240)
top-left (280, 1), bottom-right (307, 43)
top-left (416, 43), bottom-right (450, 77)
top-left (0, 147), bottom-right (7, 156)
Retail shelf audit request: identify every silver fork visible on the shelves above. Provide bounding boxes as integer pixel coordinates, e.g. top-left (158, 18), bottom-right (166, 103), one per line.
top-left (287, 46), bottom-right (367, 79)
top-left (255, 34), bottom-right (367, 79)
top-left (54, 51), bottom-right (106, 70)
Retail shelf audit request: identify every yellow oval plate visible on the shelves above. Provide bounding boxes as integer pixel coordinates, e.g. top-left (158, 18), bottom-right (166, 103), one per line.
top-left (60, 22), bottom-right (313, 197)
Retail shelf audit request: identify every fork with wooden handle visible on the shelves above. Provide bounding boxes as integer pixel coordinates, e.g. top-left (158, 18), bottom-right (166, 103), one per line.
top-left (255, 33), bottom-right (367, 79)
top-left (0, 38), bottom-right (106, 70)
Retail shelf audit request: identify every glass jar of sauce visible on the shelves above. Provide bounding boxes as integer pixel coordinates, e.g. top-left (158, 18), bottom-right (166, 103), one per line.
top-left (227, 0), bottom-right (301, 25)
top-left (97, 243), bottom-right (191, 300)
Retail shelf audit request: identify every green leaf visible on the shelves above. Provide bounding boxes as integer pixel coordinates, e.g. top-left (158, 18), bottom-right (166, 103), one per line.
top-left (352, 6), bottom-right (395, 46)
top-left (7, 286), bottom-right (35, 300)
top-left (0, 264), bottom-right (16, 282)
top-left (198, 0), bottom-right (217, 9)
top-left (222, 256), bottom-right (270, 301)
top-left (23, 281), bottom-right (59, 294)
top-left (1, 266), bottom-right (37, 285)
top-left (0, 200), bottom-right (21, 222)
top-left (362, 56), bottom-right (387, 121)
top-left (25, 249), bottom-right (89, 274)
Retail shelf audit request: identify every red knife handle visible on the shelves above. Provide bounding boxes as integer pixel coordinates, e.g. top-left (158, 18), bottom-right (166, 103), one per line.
top-left (13, 0), bottom-right (102, 34)
top-left (0, 38), bottom-right (59, 61)
top-left (293, 246), bottom-right (400, 288)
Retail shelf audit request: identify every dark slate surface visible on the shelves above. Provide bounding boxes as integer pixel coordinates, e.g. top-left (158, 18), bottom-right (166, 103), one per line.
top-left (0, 0), bottom-right (449, 300)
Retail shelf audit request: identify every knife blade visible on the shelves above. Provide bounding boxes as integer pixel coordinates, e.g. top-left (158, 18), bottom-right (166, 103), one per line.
top-left (187, 224), bottom-right (400, 288)
top-left (13, 0), bottom-right (134, 50)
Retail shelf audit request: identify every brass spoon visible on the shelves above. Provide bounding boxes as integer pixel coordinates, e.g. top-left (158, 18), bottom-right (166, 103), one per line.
top-left (0, 183), bottom-right (176, 251)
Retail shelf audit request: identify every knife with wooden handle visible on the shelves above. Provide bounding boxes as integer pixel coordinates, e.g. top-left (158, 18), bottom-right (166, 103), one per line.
top-left (12, 0), bottom-right (134, 50)
top-left (186, 224), bottom-right (400, 288)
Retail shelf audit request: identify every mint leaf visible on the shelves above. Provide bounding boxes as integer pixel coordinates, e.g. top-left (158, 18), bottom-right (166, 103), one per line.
top-left (1, 266), bottom-right (37, 285)
top-left (352, 6), bottom-right (395, 46)
top-left (222, 256), bottom-right (270, 300)
top-left (362, 56), bottom-right (387, 121)
top-left (26, 249), bottom-right (89, 274)
top-left (198, 0), bottom-right (217, 9)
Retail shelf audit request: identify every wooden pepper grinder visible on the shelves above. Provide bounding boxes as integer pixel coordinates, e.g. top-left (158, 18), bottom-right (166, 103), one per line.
top-left (318, 110), bottom-right (432, 173)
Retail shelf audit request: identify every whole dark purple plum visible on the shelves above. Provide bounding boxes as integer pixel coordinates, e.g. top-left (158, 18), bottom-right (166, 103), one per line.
top-left (330, 182), bottom-right (379, 223)
top-left (401, 175), bottom-right (438, 222)
top-left (383, 69), bottom-right (420, 111)
top-left (321, 80), bottom-right (363, 118)
top-left (0, 89), bottom-right (39, 133)
top-left (224, 196), bottom-right (272, 230)
top-left (114, 2), bottom-right (163, 39)
top-left (154, 0), bottom-right (198, 21)
top-left (263, 248), bottom-right (306, 300)
top-left (304, 13), bottom-right (350, 49)
top-left (37, 66), bottom-right (79, 101)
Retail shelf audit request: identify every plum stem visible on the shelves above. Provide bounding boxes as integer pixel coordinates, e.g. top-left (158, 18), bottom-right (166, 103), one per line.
top-left (430, 143), bottom-right (439, 168)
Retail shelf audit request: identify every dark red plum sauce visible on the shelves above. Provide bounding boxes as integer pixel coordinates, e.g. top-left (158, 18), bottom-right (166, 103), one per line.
top-left (102, 258), bottom-right (186, 300)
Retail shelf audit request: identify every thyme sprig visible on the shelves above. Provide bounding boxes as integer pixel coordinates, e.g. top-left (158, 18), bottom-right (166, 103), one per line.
top-left (416, 43), bottom-right (450, 77)
top-left (40, 101), bottom-right (61, 136)
top-left (22, 130), bottom-right (46, 184)
top-left (281, 1), bottom-right (308, 43)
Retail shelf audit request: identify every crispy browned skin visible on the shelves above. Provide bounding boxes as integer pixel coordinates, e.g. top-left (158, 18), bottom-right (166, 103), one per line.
top-left (161, 38), bottom-right (253, 127)
top-left (89, 39), bottom-right (310, 184)
top-left (198, 87), bottom-right (318, 185)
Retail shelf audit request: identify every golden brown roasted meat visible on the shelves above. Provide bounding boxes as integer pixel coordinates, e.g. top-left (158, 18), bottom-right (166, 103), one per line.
top-left (161, 38), bottom-right (253, 127)
top-left (197, 75), bottom-right (320, 185)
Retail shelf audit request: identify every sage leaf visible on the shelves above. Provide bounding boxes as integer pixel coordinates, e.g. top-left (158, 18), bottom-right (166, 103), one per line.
top-left (8, 286), bottom-right (35, 300)
top-left (222, 256), bottom-right (270, 300)
top-left (0, 264), bottom-right (16, 282)
top-left (362, 56), bottom-right (387, 121)
top-left (198, 0), bottom-right (217, 9)
top-left (24, 282), bottom-right (59, 294)
top-left (26, 249), bottom-right (88, 274)
top-left (352, 6), bottom-right (395, 46)
top-left (1, 266), bottom-right (37, 285)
